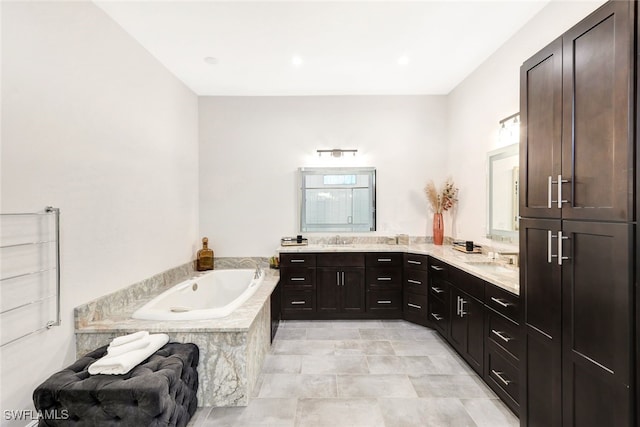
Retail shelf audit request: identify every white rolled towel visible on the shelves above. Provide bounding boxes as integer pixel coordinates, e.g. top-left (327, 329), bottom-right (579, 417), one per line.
top-left (89, 333), bottom-right (169, 375)
top-left (110, 331), bottom-right (149, 347)
top-left (107, 336), bottom-right (150, 356)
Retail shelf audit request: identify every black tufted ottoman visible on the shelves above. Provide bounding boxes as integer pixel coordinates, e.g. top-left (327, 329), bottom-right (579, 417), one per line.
top-left (33, 342), bottom-right (199, 427)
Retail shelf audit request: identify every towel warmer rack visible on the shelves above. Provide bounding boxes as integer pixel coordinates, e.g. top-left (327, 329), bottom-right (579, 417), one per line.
top-left (0, 206), bottom-right (60, 347)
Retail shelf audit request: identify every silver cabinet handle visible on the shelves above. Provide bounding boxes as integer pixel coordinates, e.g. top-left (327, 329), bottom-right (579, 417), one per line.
top-left (491, 330), bottom-right (512, 343)
top-left (547, 230), bottom-right (558, 263)
top-left (557, 174), bottom-right (569, 208)
top-left (336, 272), bottom-right (340, 286)
top-left (341, 271), bottom-right (345, 286)
top-left (291, 259), bottom-right (305, 263)
top-left (377, 300), bottom-right (392, 304)
top-left (558, 231), bottom-right (570, 265)
top-left (408, 260), bottom-right (422, 265)
top-left (432, 287), bottom-right (444, 294)
top-left (377, 258), bottom-right (392, 262)
top-left (430, 265), bottom-right (444, 271)
top-left (547, 176), bottom-right (552, 208)
top-left (456, 296), bottom-right (461, 316)
top-left (290, 277), bottom-right (306, 281)
top-left (491, 370), bottom-right (511, 386)
top-left (459, 298), bottom-right (467, 317)
top-left (490, 297), bottom-right (510, 308)
top-left (407, 279), bottom-right (422, 285)
top-left (377, 277), bottom-right (392, 281)
top-left (291, 301), bottom-right (306, 305)
top-left (408, 303), bottom-right (422, 309)
top-left (431, 313), bottom-right (443, 321)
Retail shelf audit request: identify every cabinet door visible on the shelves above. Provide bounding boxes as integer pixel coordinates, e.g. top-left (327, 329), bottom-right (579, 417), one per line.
top-left (450, 289), bottom-right (483, 375)
top-left (520, 218), bottom-right (562, 427)
top-left (561, 0), bottom-right (633, 222)
top-left (317, 268), bottom-right (340, 313)
top-left (449, 288), bottom-right (467, 351)
top-left (342, 268), bottom-right (365, 313)
top-left (561, 221), bottom-right (632, 427)
top-left (520, 37), bottom-right (562, 219)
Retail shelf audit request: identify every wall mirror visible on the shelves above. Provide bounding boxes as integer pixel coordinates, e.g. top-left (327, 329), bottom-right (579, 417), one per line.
top-left (487, 143), bottom-right (519, 241)
top-left (299, 167), bottom-right (376, 232)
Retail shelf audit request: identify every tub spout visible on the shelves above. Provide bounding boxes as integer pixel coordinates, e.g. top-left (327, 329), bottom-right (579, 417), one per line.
top-left (254, 267), bottom-right (262, 280)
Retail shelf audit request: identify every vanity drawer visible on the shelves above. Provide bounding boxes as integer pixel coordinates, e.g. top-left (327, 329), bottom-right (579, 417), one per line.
top-left (280, 268), bottom-right (315, 289)
top-left (485, 345), bottom-right (520, 410)
top-left (366, 267), bottom-right (402, 290)
top-left (428, 296), bottom-right (449, 335)
top-left (429, 278), bottom-right (450, 303)
top-left (366, 253), bottom-right (403, 267)
top-left (282, 290), bottom-right (316, 313)
top-left (485, 284), bottom-right (519, 322)
top-left (404, 269), bottom-right (428, 295)
top-left (428, 257), bottom-right (450, 279)
top-left (404, 292), bottom-right (428, 326)
top-left (280, 253), bottom-right (317, 267)
top-left (367, 289), bottom-right (403, 313)
top-left (486, 308), bottom-right (520, 360)
top-left (404, 253), bottom-right (429, 271)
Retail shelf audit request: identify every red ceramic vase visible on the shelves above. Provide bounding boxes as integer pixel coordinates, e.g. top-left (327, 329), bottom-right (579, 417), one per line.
top-left (433, 213), bottom-right (444, 245)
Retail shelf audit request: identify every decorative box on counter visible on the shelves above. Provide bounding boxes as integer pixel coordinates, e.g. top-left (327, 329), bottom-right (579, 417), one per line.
top-left (281, 236), bottom-right (308, 246)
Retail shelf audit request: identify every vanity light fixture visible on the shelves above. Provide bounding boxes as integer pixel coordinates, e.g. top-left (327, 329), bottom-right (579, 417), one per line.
top-left (499, 113), bottom-right (520, 146)
top-left (317, 149), bottom-right (358, 158)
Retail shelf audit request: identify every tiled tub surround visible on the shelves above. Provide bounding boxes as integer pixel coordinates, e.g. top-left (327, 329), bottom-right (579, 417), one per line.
top-left (278, 242), bottom-right (519, 295)
top-left (74, 258), bottom-right (276, 407)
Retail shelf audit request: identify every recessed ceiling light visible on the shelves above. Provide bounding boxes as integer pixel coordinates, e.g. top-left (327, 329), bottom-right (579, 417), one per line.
top-left (291, 56), bottom-right (303, 67)
top-left (397, 55), bottom-right (410, 66)
top-left (203, 57), bottom-right (218, 65)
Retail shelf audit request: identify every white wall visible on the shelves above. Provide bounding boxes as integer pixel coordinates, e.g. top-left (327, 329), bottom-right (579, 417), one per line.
top-left (199, 96), bottom-right (448, 256)
top-left (446, 0), bottom-right (605, 249)
top-left (0, 2), bottom-right (199, 425)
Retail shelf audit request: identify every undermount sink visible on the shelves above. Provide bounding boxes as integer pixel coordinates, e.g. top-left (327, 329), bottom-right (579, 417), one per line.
top-left (465, 261), bottom-right (516, 274)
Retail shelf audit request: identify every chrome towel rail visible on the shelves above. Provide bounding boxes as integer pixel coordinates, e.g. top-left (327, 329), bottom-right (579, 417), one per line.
top-left (0, 206), bottom-right (61, 347)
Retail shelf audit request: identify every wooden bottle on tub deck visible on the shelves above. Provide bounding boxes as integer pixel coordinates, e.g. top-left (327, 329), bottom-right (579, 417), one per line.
top-left (196, 237), bottom-right (214, 271)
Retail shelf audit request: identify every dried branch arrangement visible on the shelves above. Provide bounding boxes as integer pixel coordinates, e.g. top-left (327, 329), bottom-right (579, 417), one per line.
top-left (424, 178), bottom-right (459, 214)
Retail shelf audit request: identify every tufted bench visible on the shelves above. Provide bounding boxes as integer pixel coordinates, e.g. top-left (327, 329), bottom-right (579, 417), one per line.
top-left (33, 342), bottom-right (199, 427)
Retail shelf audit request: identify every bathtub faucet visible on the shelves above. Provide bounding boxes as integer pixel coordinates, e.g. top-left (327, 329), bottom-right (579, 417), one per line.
top-left (239, 258), bottom-right (262, 280)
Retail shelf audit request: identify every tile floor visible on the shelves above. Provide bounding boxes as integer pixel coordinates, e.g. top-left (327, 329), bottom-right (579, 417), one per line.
top-left (188, 319), bottom-right (519, 427)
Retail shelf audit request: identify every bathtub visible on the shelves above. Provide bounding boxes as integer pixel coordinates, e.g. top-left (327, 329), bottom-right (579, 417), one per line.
top-left (131, 269), bottom-right (264, 320)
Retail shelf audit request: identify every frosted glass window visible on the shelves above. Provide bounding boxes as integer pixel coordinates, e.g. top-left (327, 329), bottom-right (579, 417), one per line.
top-left (299, 167), bottom-right (376, 232)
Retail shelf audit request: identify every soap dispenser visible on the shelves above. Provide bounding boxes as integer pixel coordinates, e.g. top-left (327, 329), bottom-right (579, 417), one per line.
top-left (196, 237), bottom-right (214, 271)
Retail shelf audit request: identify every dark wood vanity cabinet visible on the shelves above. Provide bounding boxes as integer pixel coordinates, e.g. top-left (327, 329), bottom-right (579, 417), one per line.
top-left (279, 253), bottom-right (317, 317)
top-left (317, 253), bottom-right (366, 316)
top-left (365, 253), bottom-right (403, 317)
top-left (519, 2), bottom-right (636, 426)
top-left (449, 286), bottom-right (484, 375)
top-left (403, 253), bottom-right (429, 326)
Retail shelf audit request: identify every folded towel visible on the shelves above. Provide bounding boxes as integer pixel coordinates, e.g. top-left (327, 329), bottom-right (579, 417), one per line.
top-left (110, 331), bottom-right (149, 347)
top-left (107, 336), bottom-right (150, 357)
top-left (88, 333), bottom-right (169, 375)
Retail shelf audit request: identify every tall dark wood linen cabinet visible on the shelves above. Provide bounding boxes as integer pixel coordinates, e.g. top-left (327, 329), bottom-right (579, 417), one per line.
top-left (519, 1), bottom-right (637, 426)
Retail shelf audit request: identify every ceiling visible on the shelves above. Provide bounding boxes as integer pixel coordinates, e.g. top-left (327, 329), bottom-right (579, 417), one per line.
top-left (94, 1), bottom-right (549, 96)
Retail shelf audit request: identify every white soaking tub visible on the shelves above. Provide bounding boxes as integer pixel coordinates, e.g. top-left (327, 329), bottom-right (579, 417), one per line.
top-left (132, 269), bottom-right (264, 320)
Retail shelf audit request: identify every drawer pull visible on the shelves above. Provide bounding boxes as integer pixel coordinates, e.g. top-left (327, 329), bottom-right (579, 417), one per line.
top-left (377, 258), bottom-right (392, 262)
top-left (290, 259), bottom-right (306, 263)
top-left (431, 313), bottom-right (443, 321)
top-left (377, 300), bottom-right (392, 304)
top-left (491, 329), bottom-right (512, 343)
top-left (491, 370), bottom-right (512, 387)
top-left (377, 277), bottom-right (392, 281)
top-left (407, 260), bottom-right (422, 265)
top-left (290, 301), bottom-right (306, 305)
top-left (407, 279), bottom-right (422, 285)
top-left (430, 265), bottom-right (444, 271)
top-left (290, 277), bottom-right (306, 281)
top-left (490, 297), bottom-right (510, 308)
top-left (431, 287), bottom-right (444, 294)
top-left (407, 303), bottom-right (422, 309)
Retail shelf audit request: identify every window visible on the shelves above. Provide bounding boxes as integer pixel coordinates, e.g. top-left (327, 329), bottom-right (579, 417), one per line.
top-left (299, 167), bottom-right (376, 232)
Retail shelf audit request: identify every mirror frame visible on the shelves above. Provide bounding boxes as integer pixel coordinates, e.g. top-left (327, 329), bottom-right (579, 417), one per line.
top-left (486, 143), bottom-right (519, 241)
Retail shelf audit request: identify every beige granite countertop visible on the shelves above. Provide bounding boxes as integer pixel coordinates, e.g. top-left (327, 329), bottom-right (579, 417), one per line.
top-left (277, 243), bottom-right (519, 295)
top-left (76, 270), bottom-right (280, 333)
